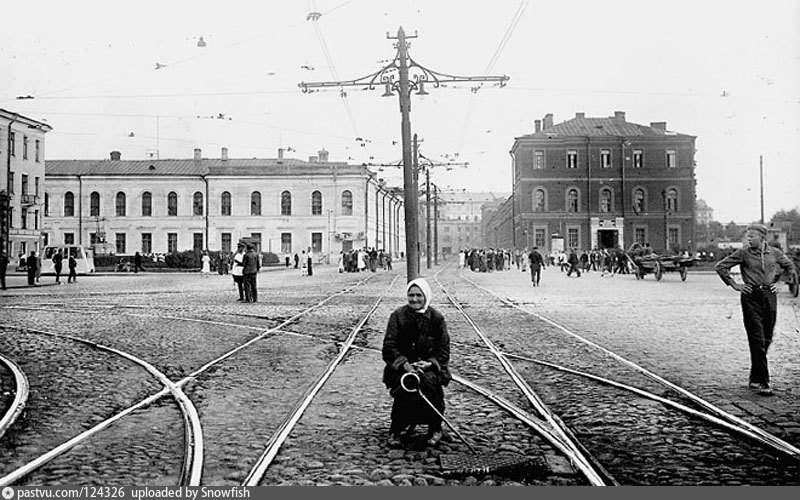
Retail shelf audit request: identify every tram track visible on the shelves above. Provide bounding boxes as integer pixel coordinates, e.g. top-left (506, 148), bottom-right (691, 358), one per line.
top-left (433, 268), bottom-right (800, 485)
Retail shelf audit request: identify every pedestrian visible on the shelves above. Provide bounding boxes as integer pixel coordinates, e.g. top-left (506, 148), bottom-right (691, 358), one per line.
top-left (337, 251), bottom-right (345, 273)
top-left (301, 250), bottom-right (308, 276)
top-left (231, 243), bottom-right (246, 301)
top-left (134, 251), bottom-right (144, 273)
top-left (26, 250), bottom-right (38, 286)
top-left (529, 247), bottom-right (544, 287)
top-left (382, 278), bottom-right (451, 448)
top-left (307, 249), bottom-right (314, 277)
top-left (285, 253), bottom-right (291, 268)
top-left (293, 252), bottom-right (300, 269)
top-left (0, 253), bottom-right (8, 290)
top-left (200, 251), bottom-right (211, 276)
top-left (35, 252), bottom-right (42, 283)
top-left (566, 248), bottom-right (582, 277)
top-left (67, 253), bottom-right (77, 283)
top-left (242, 244), bottom-right (260, 303)
top-left (714, 223), bottom-right (795, 396)
top-left (52, 249), bottom-right (64, 284)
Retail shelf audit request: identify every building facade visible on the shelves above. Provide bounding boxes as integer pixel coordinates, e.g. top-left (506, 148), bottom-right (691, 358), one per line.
top-left (488, 111), bottom-right (697, 253)
top-left (426, 190), bottom-right (508, 254)
top-left (1, 109), bottom-right (52, 263)
top-left (44, 148), bottom-right (405, 262)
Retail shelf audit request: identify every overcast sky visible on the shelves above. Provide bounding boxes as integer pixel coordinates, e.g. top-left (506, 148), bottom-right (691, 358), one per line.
top-left (2, 0), bottom-right (798, 223)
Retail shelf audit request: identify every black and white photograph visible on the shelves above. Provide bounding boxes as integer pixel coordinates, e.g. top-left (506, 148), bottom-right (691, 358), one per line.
top-left (0, 0), bottom-right (798, 491)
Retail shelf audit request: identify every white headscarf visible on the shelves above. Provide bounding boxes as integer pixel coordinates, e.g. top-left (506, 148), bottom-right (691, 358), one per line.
top-left (406, 277), bottom-right (432, 314)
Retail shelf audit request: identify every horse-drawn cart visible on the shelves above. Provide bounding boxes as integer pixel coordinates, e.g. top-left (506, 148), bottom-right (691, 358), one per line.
top-left (634, 254), bottom-right (698, 281)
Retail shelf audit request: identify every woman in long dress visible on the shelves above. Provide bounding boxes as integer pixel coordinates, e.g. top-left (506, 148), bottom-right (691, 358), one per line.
top-left (382, 278), bottom-right (451, 447)
top-left (201, 251), bottom-right (211, 276)
top-left (301, 250), bottom-right (308, 276)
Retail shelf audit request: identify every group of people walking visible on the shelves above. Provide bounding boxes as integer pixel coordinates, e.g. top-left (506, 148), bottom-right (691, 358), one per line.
top-left (338, 248), bottom-right (392, 274)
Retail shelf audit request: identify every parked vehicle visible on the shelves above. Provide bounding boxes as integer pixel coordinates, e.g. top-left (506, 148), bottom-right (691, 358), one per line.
top-left (42, 245), bottom-right (96, 275)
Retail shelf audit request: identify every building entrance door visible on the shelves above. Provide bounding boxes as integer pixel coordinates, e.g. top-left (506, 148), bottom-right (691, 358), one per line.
top-left (598, 229), bottom-right (618, 249)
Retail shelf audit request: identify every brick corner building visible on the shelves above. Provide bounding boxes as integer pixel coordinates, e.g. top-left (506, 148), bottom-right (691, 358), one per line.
top-left (487, 111), bottom-right (697, 253)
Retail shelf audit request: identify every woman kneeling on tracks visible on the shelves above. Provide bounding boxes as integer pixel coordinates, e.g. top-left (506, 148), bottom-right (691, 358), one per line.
top-left (382, 278), bottom-right (452, 447)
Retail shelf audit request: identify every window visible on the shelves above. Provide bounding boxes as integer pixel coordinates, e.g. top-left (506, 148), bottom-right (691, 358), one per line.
top-left (635, 227), bottom-right (646, 245)
top-left (534, 150), bottom-right (544, 169)
top-left (168, 233), bottom-right (178, 253)
top-left (600, 150), bottom-right (611, 168)
top-left (116, 233), bottom-right (126, 254)
top-left (35, 140), bottom-right (40, 162)
top-left (20, 208), bottom-right (27, 229)
top-left (533, 189), bottom-right (545, 212)
top-left (250, 233), bottom-right (261, 252)
top-left (668, 227), bottom-right (680, 246)
top-left (116, 192), bottom-right (126, 216)
top-left (193, 191), bottom-right (204, 216)
top-left (64, 192), bottom-right (74, 216)
top-left (281, 190), bottom-right (292, 216)
top-left (21, 175), bottom-right (28, 195)
top-left (221, 192), bottom-right (231, 216)
top-left (633, 150), bottom-right (643, 168)
top-left (142, 233), bottom-right (152, 253)
top-left (567, 189), bottom-right (579, 213)
top-left (311, 190), bottom-right (322, 215)
top-left (64, 233), bottom-right (75, 245)
top-left (8, 172), bottom-right (13, 193)
top-left (567, 151), bottom-right (578, 169)
top-left (89, 232), bottom-right (98, 245)
top-left (281, 233), bottom-right (292, 254)
top-left (193, 233), bottom-right (203, 253)
top-left (567, 227), bottom-right (579, 249)
top-left (666, 150), bottom-right (677, 168)
top-left (35, 177), bottom-right (39, 195)
top-left (22, 136), bottom-right (28, 160)
top-left (534, 228), bottom-right (546, 248)
top-left (221, 233), bottom-right (231, 253)
top-left (311, 232), bottom-right (322, 253)
top-left (251, 191), bottom-right (261, 216)
top-left (9, 132), bottom-right (15, 156)
top-left (34, 210), bottom-right (39, 230)
top-left (42, 232), bottom-right (49, 247)
top-left (633, 188), bottom-right (645, 213)
top-left (142, 192), bottom-right (152, 216)
top-left (599, 188), bottom-right (612, 213)
top-left (167, 192), bottom-right (178, 216)
top-left (44, 193), bottom-right (50, 216)
top-left (90, 192), bottom-right (100, 216)
top-left (341, 190), bottom-right (353, 215)
top-left (666, 188), bottom-right (678, 212)
top-left (7, 207), bottom-right (12, 228)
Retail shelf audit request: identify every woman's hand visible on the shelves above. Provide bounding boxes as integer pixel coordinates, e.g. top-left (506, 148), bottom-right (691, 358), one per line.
top-left (412, 360), bottom-right (432, 371)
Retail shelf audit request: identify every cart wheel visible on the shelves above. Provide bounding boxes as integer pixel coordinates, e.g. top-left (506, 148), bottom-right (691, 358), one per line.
top-left (655, 262), bottom-right (663, 281)
top-left (680, 267), bottom-right (688, 281)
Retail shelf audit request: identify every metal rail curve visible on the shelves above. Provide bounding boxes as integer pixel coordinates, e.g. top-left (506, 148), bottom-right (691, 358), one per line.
top-left (0, 353), bottom-right (30, 441)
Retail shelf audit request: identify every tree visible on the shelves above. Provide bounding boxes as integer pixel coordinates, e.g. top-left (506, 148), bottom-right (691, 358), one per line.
top-left (769, 208), bottom-right (800, 245)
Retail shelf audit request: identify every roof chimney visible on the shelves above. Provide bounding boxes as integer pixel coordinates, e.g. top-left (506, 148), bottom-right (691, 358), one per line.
top-left (614, 111), bottom-right (626, 121)
top-left (278, 148), bottom-right (284, 160)
top-left (309, 155), bottom-right (318, 163)
top-left (193, 148), bottom-right (202, 160)
top-left (534, 119), bottom-right (541, 133)
top-left (110, 150), bottom-right (121, 161)
top-left (575, 112), bottom-right (585, 119)
top-left (318, 148), bottom-right (329, 162)
top-left (543, 113), bottom-right (554, 130)
top-left (650, 122), bottom-right (667, 131)
top-left (221, 147), bottom-right (228, 161)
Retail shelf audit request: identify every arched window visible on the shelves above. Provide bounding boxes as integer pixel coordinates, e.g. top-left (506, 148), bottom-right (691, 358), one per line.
top-left (167, 192), bottom-right (178, 216)
top-left (251, 191), bottom-right (261, 216)
top-left (632, 188), bottom-right (645, 214)
top-left (341, 190), bottom-right (353, 215)
top-left (599, 188), bottom-right (612, 213)
top-left (533, 189), bottom-right (545, 212)
top-left (115, 192), bottom-right (126, 216)
top-left (666, 188), bottom-right (678, 212)
top-left (567, 189), bottom-right (579, 213)
top-left (90, 192), bottom-right (100, 217)
top-left (142, 192), bottom-right (152, 216)
top-left (221, 191), bottom-right (231, 216)
top-left (64, 191), bottom-right (75, 217)
top-left (311, 190), bottom-right (322, 215)
top-left (281, 190), bottom-right (292, 216)
top-left (193, 191), bottom-right (204, 216)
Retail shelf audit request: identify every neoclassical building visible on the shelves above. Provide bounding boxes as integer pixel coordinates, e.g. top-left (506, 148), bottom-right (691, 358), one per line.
top-left (486, 111), bottom-right (697, 252)
top-left (44, 148), bottom-right (405, 261)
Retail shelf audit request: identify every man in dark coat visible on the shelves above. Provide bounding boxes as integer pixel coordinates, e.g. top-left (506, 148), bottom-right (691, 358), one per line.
top-left (26, 250), bottom-right (38, 286)
top-left (382, 278), bottom-right (451, 447)
top-left (293, 252), bottom-right (300, 269)
top-left (52, 249), bottom-right (64, 284)
top-left (529, 247), bottom-right (544, 286)
top-left (0, 253), bottom-right (8, 290)
top-left (242, 244), bottom-right (260, 303)
top-left (566, 248), bottom-right (582, 277)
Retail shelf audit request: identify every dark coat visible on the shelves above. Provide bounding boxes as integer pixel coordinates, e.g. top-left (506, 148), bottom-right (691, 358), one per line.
top-left (382, 305), bottom-right (451, 390)
top-left (242, 250), bottom-right (260, 274)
